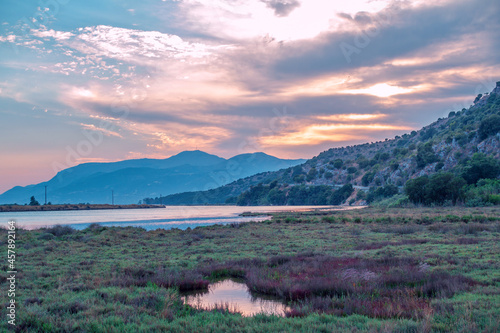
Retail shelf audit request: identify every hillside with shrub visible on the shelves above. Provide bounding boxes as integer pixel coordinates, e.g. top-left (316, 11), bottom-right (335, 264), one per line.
top-left (147, 82), bottom-right (500, 206)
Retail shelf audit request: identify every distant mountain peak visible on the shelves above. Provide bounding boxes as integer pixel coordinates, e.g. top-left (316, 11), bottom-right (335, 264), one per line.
top-left (0, 150), bottom-right (305, 204)
top-left (173, 150), bottom-right (215, 156)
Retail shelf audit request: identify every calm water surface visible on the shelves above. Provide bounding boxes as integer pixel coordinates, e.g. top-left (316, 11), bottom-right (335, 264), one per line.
top-left (1, 205), bottom-right (353, 230)
top-left (183, 279), bottom-right (289, 317)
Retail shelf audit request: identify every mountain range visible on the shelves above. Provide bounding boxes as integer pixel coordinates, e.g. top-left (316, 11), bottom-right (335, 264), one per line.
top-left (0, 151), bottom-right (305, 205)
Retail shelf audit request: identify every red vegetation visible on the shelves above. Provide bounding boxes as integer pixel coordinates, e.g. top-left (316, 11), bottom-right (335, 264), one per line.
top-left (107, 253), bottom-right (476, 319)
top-left (202, 254), bottom-right (477, 319)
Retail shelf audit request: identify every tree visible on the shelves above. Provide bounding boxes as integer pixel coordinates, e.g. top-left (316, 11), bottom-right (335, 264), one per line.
top-left (366, 184), bottom-right (399, 203)
top-left (267, 188), bottom-right (286, 205)
top-left (236, 183), bottom-right (267, 205)
top-left (347, 166), bottom-right (357, 174)
top-left (382, 184), bottom-right (399, 197)
top-left (29, 196), bottom-right (40, 206)
top-left (292, 165), bottom-right (304, 177)
top-left (330, 184), bottom-right (353, 205)
top-left (478, 114), bottom-right (500, 140)
top-left (416, 143), bottom-right (438, 168)
top-left (426, 173), bottom-right (457, 204)
top-left (292, 165), bottom-right (305, 183)
top-left (306, 168), bottom-right (318, 182)
top-left (448, 177), bottom-right (467, 204)
top-left (293, 174), bottom-right (305, 183)
top-left (362, 171), bottom-right (375, 186)
top-left (462, 153), bottom-right (500, 184)
top-left (420, 128), bottom-right (437, 141)
top-left (405, 176), bottom-right (429, 204)
top-left (376, 152), bottom-right (390, 161)
top-left (473, 93), bottom-right (482, 104)
top-left (332, 159), bottom-right (343, 169)
top-left (356, 156), bottom-right (370, 169)
top-left (405, 173), bottom-right (467, 205)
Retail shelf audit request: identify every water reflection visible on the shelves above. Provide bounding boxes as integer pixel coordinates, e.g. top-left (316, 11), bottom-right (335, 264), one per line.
top-left (183, 279), bottom-right (289, 317)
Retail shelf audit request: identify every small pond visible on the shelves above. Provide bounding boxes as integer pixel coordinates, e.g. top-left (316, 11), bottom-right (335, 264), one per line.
top-left (182, 279), bottom-right (289, 317)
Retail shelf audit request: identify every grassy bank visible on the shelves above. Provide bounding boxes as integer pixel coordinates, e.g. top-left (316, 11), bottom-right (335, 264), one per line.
top-left (1, 207), bottom-right (499, 332)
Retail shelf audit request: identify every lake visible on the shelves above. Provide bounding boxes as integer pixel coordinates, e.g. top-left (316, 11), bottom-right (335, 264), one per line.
top-left (0, 205), bottom-right (354, 230)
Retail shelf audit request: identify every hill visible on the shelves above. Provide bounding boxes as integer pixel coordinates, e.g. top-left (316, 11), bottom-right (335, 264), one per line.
top-left (0, 151), bottom-right (305, 205)
top-left (152, 82), bottom-right (500, 206)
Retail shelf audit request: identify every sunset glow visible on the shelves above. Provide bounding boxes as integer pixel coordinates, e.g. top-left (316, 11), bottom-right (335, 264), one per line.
top-left (259, 123), bottom-right (412, 146)
top-left (317, 114), bottom-right (387, 121)
top-left (341, 83), bottom-right (416, 98)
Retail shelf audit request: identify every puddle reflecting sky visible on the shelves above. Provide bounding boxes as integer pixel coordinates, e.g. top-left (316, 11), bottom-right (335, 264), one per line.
top-left (183, 279), bottom-right (289, 317)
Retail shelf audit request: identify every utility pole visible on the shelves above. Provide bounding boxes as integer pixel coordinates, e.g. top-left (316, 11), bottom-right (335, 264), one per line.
top-left (44, 186), bottom-right (47, 205)
top-left (112, 190), bottom-right (114, 205)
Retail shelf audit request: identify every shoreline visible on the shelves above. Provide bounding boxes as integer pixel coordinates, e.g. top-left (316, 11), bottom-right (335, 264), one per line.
top-left (239, 205), bottom-right (367, 216)
top-left (0, 203), bottom-right (165, 213)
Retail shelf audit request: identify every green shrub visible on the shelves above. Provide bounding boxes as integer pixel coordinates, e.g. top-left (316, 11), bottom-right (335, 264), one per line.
top-left (461, 153), bottom-right (500, 184)
top-left (306, 168), bottom-right (318, 182)
top-left (478, 114), bottom-right (500, 140)
top-left (361, 172), bottom-right (375, 186)
top-left (347, 166), bottom-right (357, 174)
top-left (464, 179), bottom-right (500, 206)
top-left (332, 159), bottom-right (343, 169)
top-left (416, 142), bottom-right (438, 168)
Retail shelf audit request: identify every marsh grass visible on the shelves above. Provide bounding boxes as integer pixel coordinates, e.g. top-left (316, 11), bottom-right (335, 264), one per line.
top-left (0, 207), bottom-right (498, 332)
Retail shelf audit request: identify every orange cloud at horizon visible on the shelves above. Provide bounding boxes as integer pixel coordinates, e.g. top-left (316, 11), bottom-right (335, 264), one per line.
top-left (258, 122), bottom-right (412, 146)
top-left (340, 83), bottom-right (417, 98)
top-left (317, 113), bottom-right (387, 121)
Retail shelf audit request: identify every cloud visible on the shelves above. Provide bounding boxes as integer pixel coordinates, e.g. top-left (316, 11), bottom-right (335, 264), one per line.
top-left (271, 0), bottom-right (499, 79)
top-left (258, 122), bottom-right (412, 146)
top-left (174, 0), bottom-right (388, 41)
top-left (340, 83), bottom-right (416, 97)
top-left (1, 0), bottom-right (499, 168)
top-left (317, 114), bottom-right (386, 121)
top-left (261, 0), bottom-right (301, 17)
top-left (79, 123), bottom-right (123, 138)
top-left (30, 29), bottom-right (74, 40)
top-left (68, 25), bottom-right (217, 63)
top-left (0, 35), bottom-right (17, 43)
top-left (255, 112), bottom-right (409, 149)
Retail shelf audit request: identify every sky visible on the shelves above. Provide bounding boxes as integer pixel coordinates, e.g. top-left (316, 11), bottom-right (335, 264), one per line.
top-left (0, 0), bottom-right (499, 193)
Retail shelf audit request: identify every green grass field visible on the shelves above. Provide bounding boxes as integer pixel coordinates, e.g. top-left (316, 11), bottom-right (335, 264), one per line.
top-left (1, 207), bottom-right (499, 332)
